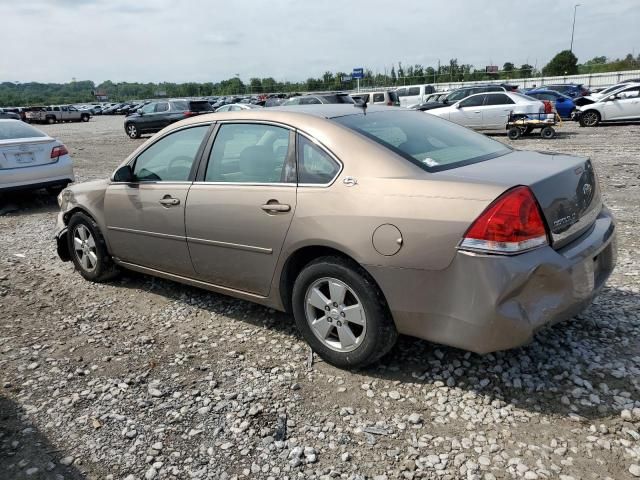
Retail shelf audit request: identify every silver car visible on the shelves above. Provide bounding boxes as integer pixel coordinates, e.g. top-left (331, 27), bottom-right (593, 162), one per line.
top-left (0, 120), bottom-right (74, 193)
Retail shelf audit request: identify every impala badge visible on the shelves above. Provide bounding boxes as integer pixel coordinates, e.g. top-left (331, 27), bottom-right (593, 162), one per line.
top-left (343, 176), bottom-right (358, 187)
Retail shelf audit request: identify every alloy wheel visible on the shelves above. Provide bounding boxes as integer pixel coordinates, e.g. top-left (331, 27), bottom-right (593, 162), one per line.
top-left (582, 112), bottom-right (599, 127)
top-left (127, 125), bottom-right (138, 138)
top-left (73, 224), bottom-right (98, 272)
top-left (304, 277), bottom-right (366, 352)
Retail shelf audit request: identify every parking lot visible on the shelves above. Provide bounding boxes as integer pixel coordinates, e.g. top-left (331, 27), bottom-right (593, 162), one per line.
top-left (1, 115), bottom-right (639, 480)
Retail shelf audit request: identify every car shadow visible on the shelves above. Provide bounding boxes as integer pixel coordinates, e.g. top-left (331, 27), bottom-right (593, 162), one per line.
top-left (0, 394), bottom-right (87, 479)
top-left (0, 190), bottom-right (60, 216)
top-left (109, 271), bottom-right (634, 421)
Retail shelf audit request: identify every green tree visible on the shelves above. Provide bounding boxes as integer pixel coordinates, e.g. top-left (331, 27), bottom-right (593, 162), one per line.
top-left (503, 62), bottom-right (514, 73)
top-left (542, 50), bottom-right (578, 76)
top-left (519, 64), bottom-right (534, 78)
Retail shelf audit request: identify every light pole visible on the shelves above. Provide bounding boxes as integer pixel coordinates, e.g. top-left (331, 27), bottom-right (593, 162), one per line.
top-left (570, 4), bottom-right (580, 54)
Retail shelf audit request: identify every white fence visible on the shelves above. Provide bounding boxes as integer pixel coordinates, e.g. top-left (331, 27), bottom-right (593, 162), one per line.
top-left (358, 70), bottom-right (640, 93)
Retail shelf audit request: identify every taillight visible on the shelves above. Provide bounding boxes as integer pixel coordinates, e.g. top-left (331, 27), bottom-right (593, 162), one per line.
top-left (51, 145), bottom-right (69, 159)
top-left (459, 186), bottom-right (548, 254)
top-left (183, 111), bottom-right (194, 117)
top-left (543, 100), bottom-right (553, 113)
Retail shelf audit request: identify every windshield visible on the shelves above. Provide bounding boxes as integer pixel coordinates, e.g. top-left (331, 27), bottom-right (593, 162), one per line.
top-left (0, 121), bottom-right (47, 140)
top-left (334, 110), bottom-right (511, 172)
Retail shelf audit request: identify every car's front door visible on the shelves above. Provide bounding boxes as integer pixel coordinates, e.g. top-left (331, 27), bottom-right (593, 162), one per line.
top-left (602, 86), bottom-right (640, 120)
top-left (185, 122), bottom-right (296, 296)
top-left (136, 102), bottom-right (157, 132)
top-left (449, 94), bottom-right (486, 127)
top-left (104, 124), bottom-right (211, 276)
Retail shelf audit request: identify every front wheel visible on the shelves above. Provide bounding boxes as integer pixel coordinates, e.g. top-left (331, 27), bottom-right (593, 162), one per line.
top-left (47, 116), bottom-right (56, 124)
top-left (292, 256), bottom-right (398, 369)
top-left (81, 114), bottom-right (90, 122)
top-left (67, 212), bottom-right (119, 282)
top-left (507, 127), bottom-right (521, 140)
top-left (125, 123), bottom-right (140, 139)
top-left (579, 110), bottom-right (600, 127)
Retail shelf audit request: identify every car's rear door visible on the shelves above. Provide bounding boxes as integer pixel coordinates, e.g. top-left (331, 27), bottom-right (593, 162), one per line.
top-left (185, 121), bottom-right (296, 296)
top-left (104, 124), bottom-right (211, 276)
top-left (481, 93), bottom-right (516, 128)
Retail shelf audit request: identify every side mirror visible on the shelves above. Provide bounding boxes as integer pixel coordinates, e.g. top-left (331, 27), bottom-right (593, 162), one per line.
top-left (137, 109), bottom-right (144, 115)
top-left (608, 95), bottom-right (617, 101)
top-left (455, 103), bottom-right (462, 109)
top-left (113, 165), bottom-right (134, 183)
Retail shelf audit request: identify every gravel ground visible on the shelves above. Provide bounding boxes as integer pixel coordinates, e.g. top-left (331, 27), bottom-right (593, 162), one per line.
top-left (0, 115), bottom-right (639, 480)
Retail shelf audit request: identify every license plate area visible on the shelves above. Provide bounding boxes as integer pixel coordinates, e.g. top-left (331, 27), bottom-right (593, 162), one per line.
top-left (14, 152), bottom-right (35, 164)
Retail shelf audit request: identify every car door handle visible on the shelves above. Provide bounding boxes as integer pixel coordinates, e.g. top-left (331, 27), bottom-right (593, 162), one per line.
top-left (159, 196), bottom-right (180, 207)
top-left (261, 202), bottom-right (291, 212)
top-left (473, 111), bottom-right (481, 113)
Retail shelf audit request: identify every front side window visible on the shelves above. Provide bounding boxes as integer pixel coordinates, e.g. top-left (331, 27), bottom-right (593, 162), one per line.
top-left (459, 95), bottom-right (485, 108)
top-left (133, 126), bottom-right (208, 182)
top-left (484, 94), bottom-right (514, 105)
top-left (615, 86), bottom-right (640, 98)
top-left (205, 123), bottom-right (291, 183)
top-left (297, 135), bottom-right (340, 184)
top-left (372, 93), bottom-right (385, 103)
top-left (334, 110), bottom-right (511, 172)
top-left (140, 103), bottom-right (156, 114)
top-left (407, 87), bottom-right (420, 96)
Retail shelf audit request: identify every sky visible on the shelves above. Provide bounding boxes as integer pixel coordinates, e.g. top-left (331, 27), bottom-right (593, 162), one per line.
top-left (0, 0), bottom-right (638, 84)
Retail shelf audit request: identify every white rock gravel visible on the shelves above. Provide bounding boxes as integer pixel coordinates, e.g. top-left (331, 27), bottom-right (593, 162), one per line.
top-left (0, 117), bottom-right (639, 479)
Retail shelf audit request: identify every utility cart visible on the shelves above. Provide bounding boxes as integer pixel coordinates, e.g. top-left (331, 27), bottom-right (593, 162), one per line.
top-left (506, 112), bottom-right (560, 140)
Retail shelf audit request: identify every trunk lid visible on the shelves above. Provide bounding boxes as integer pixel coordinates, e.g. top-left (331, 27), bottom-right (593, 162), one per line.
top-left (438, 150), bottom-right (601, 249)
top-left (0, 137), bottom-right (58, 169)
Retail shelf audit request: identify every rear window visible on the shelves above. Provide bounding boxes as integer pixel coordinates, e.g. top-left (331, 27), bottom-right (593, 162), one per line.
top-left (334, 110), bottom-right (511, 172)
top-left (320, 94), bottom-right (355, 104)
top-left (189, 101), bottom-right (213, 112)
top-left (0, 121), bottom-right (47, 140)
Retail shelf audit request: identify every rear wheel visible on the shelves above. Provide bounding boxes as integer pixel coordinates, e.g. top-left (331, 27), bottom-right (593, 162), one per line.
top-left (67, 212), bottom-right (119, 282)
top-left (46, 116), bottom-right (56, 124)
top-left (292, 256), bottom-right (398, 369)
top-left (540, 126), bottom-right (556, 139)
top-left (580, 110), bottom-right (600, 127)
top-left (125, 123), bottom-right (140, 139)
top-left (81, 114), bottom-right (90, 122)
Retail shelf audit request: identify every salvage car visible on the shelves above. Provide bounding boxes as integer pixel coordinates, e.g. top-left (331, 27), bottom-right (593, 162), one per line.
top-left (576, 83), bottom-right (640, 126)
top-left (425, 91), bottom-right (545, 130)
top-left (54, 105), bottom-right (616, 368)
top-left (0, 119), bottom-right (74, 193)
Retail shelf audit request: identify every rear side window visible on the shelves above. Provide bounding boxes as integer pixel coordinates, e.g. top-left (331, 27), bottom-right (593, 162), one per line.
top-left (486, 86), bottom-right (504, 92)
top-left (319, 94), bottom-right (354, 104)
top-left (334, 110), bottom-right (511, 172)
top-left (297, 135), bottom-right (340, 184)
top-left (300, 97), bottom-right (322, 105)
top-left (155, 102), bottom-right (169, 113)
top-left (396, 88), bottom-right (407, 97)
top-left (170, 101), bottom-right (188, 111)
top-left (407, 87), bottom-right (420, 96)
top-left (205, 123), bottom-right (291, 183)
top-left (484, 94), bottom-right (514, 105)
top-left (0, 121), bottom-right (47, 140)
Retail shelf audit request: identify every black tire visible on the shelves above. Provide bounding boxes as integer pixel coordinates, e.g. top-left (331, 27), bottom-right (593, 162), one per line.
top-left (579, 110), bottom-right (600, 127)
top-left (507, 127), bottom-right (521, 140)
top-left (67, 212), bottom-right (119, 282)
top-left (291, 256), bottom-right (398, 369)
top-left (125, 123), bottom-right (140, 139)
top-left (81, 114), bottom-right (90, 122)
top-left (540, 126), bottom-right (556, 139)
top-left (46, 116), bottom-right (56, 124)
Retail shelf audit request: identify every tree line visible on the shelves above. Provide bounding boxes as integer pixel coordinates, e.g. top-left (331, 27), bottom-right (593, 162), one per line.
top-left (1, 52), bottom-right (639, 106)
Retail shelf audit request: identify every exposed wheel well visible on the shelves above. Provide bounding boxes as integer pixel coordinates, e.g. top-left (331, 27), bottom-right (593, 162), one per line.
top-left (63, 206), bottom-right (96, 226)
top-left (279, 245), bottom-right (387, 314)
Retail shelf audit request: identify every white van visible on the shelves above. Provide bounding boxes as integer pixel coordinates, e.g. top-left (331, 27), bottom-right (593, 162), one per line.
top-left (350, 90), bottom-right (400, 106)
top-left (395, 84), bottom-right (436, 107)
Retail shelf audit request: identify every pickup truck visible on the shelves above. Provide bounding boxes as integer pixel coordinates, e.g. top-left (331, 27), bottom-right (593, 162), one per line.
top-left (26, 105), bottom-right (90, 124)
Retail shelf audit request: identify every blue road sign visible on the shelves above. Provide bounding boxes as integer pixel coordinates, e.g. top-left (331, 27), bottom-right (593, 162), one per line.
top-left (352, 68), bottom-right (364, 79)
